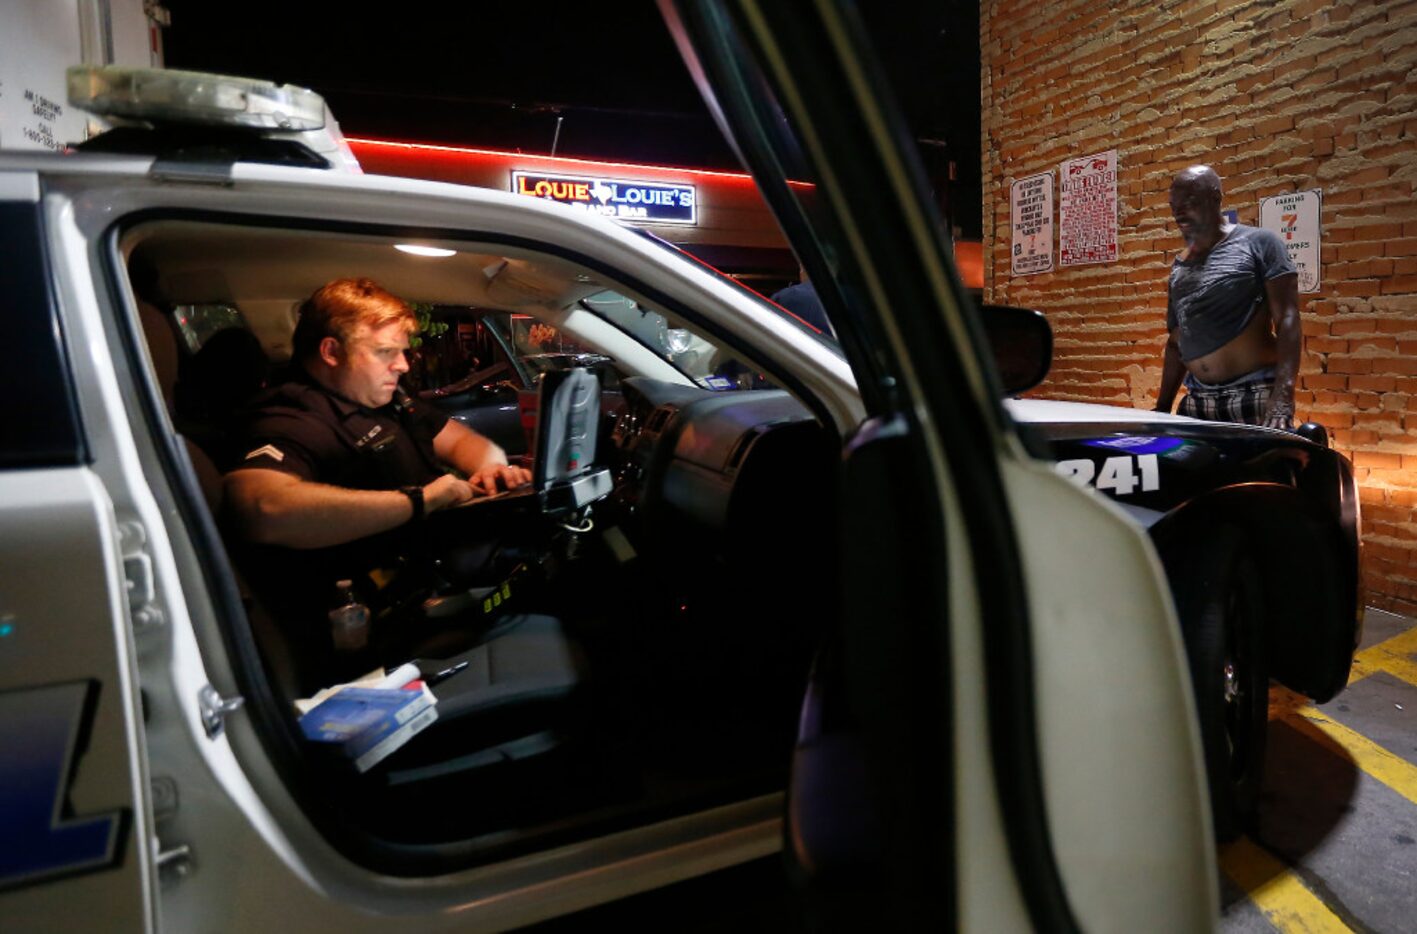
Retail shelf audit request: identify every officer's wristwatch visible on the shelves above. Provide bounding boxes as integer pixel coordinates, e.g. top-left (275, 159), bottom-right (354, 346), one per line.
top-left (399, 485), bottom-right (425, 523)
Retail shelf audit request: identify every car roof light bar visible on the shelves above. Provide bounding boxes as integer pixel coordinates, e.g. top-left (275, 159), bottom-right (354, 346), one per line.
top-left (67, 66), bottom-right (327, 132)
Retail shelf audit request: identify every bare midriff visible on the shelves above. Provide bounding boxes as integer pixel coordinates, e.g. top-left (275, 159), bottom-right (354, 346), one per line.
top-left (1184, 302), bottom-right (1276, 384)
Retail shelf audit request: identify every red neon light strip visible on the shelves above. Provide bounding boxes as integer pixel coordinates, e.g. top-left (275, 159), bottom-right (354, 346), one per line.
top-left (347, 137), bottom-right (815, 190)
top-left (347, 137), bottom-right (758, 181)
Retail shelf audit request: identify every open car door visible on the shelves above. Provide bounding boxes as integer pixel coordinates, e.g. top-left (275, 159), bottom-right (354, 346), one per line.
top-left (662, 2), bottom-right (1218, 929)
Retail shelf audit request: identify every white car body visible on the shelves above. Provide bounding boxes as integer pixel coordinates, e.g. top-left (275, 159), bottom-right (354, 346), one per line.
top-left (0, 142), bottom-right (1214, 932)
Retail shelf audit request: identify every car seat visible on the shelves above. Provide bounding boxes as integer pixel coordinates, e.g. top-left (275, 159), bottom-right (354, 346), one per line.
top-left (174, 326), bottom-right (270, 468)
top-left (239, 370), bottom-right (616, 842)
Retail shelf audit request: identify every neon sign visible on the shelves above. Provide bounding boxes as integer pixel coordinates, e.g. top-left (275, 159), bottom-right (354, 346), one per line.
top-left (512, 172), bottom-right (696, 225)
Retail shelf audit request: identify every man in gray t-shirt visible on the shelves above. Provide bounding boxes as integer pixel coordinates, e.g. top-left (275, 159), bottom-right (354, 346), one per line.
top-left (1154, 166), bottom-right (1301, 428)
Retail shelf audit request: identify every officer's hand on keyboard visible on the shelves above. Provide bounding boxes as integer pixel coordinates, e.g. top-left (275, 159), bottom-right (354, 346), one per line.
top-left (425, 474), bottom-right (476, 512)
top-left (469, 464), bottom-right (533, 497)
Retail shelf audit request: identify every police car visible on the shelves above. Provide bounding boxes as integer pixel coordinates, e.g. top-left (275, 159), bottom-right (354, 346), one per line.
top-left (0, 5), bottom-right (1356, 930)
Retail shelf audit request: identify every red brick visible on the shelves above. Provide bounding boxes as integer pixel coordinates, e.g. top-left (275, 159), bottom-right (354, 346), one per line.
top-left (1382, 277), bottom-right (1417, 294)
top-left (1303, 374), bottom-right (1348, 390)
top-left (1331, 318), bottom-right (1378, 336)
top-left (1350, 375), bottom-right (1397, 392)
top-left (1367, 543), bottom-right (1410, 563)
top-left (1257, 115), bottom-right (1295, 135)
top-left (1354, 484), bottom-right (1388, 507)
top-left (1366, 185), bottom-right (1414, 204)
top-left (1347, 166), bottom-right (1394, 187)
top-left (1357, 451), bottom-right (1406, 470)
top-left (1335, 279), bottom-right (1381, 296)
top-left (1296, 69), bottom-right (1339, 91)
top-left (1351, 336), bottom-right (1397, 352)
top-left (1354, 412), bottom-right (1403, 430)
top-left (1309, 337), bottom-right (1348, 353)
top-left (1329, 354), bottom-right (1374, 374)
top-left (1352, 222), bottom-right (1405, 242)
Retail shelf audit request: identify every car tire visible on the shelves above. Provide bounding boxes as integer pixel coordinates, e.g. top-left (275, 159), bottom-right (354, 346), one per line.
top-left (1171, 526), bottom-right (1268, 842)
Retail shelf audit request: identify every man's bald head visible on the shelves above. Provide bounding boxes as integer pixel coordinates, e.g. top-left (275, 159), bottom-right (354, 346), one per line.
top-left (1169, 165), bottom-right (1225, 246)
top-left (1171, 165), bottom-right (1222, 200)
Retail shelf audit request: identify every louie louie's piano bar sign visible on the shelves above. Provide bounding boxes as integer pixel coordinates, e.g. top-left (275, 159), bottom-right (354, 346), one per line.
top-left (512, 171), bottom-right (697, 225)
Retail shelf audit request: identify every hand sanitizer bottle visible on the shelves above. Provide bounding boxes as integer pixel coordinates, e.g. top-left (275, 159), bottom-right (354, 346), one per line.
top-left (329, 579), bottom-right (370, 652)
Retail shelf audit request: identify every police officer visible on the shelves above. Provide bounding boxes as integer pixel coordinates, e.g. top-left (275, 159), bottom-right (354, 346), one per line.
top-left (226, 277), bottom-right (530, 548)
top-left (224, 278), bottom-right (531, 677)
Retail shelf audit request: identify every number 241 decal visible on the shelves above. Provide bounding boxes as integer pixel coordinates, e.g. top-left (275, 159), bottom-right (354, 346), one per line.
top-left (1055, 453), bottom-right (1160, 495)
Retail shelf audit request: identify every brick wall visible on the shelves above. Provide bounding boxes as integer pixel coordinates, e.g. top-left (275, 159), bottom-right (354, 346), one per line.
top-left (981, 0), bottom-right (1417, 612)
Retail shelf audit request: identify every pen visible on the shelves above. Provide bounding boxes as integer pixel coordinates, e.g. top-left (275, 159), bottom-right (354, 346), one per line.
top-left (425, 660), bottom-right (469, 686)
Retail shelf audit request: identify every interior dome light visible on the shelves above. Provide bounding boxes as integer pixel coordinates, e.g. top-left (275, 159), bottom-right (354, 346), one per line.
top-left (395, 244), bottom-right (457, 258)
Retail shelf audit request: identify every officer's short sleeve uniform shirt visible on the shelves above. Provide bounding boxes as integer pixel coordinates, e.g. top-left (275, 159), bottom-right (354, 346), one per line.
top-left (232, 377), bottom-right (448, 490)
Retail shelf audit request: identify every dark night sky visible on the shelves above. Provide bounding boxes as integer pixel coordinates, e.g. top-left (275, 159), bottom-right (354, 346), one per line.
top-left (161, 1), bottom-right (980, 233)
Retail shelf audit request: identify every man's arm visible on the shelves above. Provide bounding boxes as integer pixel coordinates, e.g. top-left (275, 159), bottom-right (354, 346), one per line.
top-left (432, 419), bottom-right (530, 494)
top-left (225, 468), bottom-right (474, 548)
top-left (1155, 332), bottom-right (1187, 414)
top-left (1264, 272), bottom-right (1301, 429)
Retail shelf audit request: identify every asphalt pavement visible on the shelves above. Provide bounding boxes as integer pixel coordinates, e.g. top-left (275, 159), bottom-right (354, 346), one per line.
top-left (1220, 607), bottom-right (1417, 933)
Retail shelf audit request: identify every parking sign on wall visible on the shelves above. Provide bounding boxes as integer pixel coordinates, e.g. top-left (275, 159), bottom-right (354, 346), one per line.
top-left (1259, 189), bottom-right (1322, 293)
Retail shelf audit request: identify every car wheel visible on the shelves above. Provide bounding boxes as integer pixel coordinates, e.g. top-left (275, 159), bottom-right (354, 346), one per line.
top-left (1171, 527), bottom-right (1268, 842)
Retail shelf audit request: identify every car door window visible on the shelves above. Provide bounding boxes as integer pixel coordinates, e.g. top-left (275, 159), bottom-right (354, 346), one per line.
top-left (170, 303), bottom-right (248, 353)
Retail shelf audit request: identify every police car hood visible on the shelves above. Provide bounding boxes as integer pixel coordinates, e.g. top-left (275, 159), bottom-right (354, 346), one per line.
top-left (1004, 397), bottom-right (1197, 426)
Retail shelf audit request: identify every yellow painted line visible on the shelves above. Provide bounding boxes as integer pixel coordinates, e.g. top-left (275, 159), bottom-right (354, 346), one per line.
top-left (1219, 836), bottom-right (1352, 933)
top-left (1276, 699), bottom-right (1417, 809)
top-left (1348, 625), bottom-right (1417, 689)
top-left (1219, 623), bottom-right (1417, 932)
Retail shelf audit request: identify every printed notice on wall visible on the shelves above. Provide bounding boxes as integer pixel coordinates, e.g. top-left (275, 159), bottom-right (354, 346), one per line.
top-left (1010, 172), bottom-right (1054, 276)
top-left (1059, 150), bottom-right (1118, 267)
top-left (1259, 189), bottom-right (1322, 293)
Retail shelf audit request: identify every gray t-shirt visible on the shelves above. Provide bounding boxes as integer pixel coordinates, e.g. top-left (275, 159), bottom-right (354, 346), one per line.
top-left (1167, 224), bottom-right (1296, 361)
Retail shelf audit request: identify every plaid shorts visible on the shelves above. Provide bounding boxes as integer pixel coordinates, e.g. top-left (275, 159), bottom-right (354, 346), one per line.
top-left (1178, 370), bottom-right (1273, 425)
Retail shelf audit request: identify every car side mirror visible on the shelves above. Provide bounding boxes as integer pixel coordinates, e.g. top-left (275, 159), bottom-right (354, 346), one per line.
top-left (979, 304), bottom-right (1052, 397)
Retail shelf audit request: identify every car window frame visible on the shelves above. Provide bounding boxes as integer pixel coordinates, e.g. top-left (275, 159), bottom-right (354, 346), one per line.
top-left (98, 204), bottom-right (847, 877)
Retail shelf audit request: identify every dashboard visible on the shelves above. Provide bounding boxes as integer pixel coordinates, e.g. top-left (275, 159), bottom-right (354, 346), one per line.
top-left (608, 378), bottom-right (832, 535)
